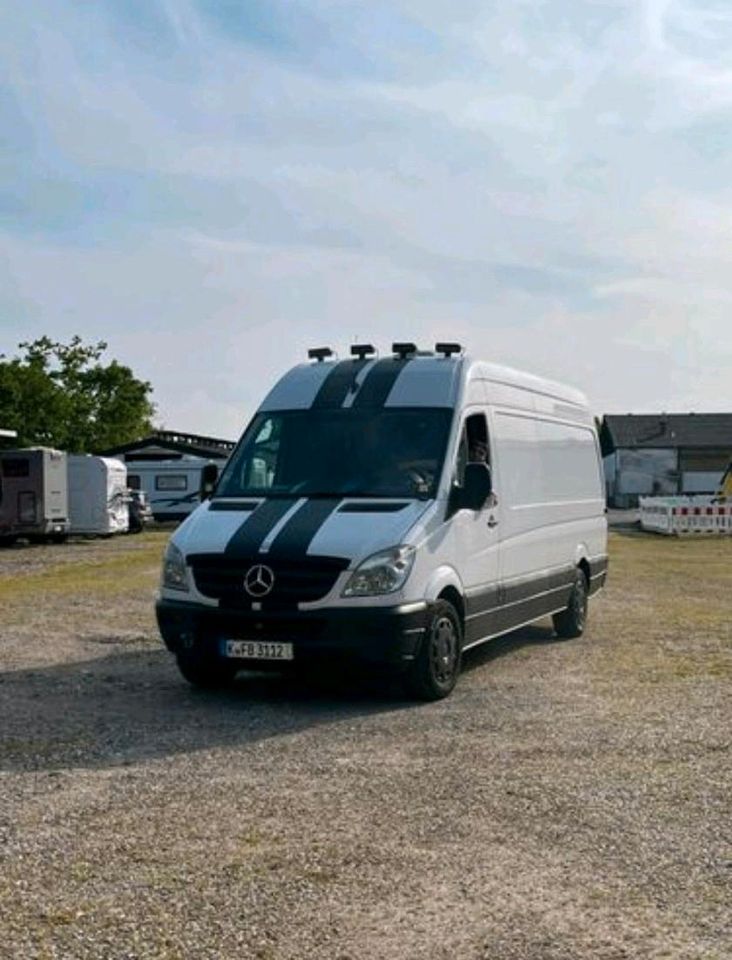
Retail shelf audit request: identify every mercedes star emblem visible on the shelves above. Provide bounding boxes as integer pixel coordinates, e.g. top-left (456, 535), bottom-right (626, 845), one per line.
top-left (243, 564), bottom-right (275, 597)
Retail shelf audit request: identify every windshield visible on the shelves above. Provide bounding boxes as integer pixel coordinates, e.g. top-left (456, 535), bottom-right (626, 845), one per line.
top-left (215, 407), bottom-right (453, 500)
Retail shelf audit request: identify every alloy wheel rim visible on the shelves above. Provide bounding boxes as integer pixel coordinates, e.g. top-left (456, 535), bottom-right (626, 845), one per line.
top-left (430, 616), bottom-right (457, 686)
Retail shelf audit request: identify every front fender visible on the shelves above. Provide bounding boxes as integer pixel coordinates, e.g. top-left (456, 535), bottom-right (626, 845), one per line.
top-left (423, 565), bottom-right (465, 603)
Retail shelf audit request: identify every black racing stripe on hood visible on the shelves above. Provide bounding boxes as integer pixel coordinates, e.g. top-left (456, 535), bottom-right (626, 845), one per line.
top-left (351, 357), bottom-right (411, 408)
top-left (209, 500), bottom-right (259, 512)
top-left (224, 498), bottom-right (297, 557)
top-left (338, 501), bottom-right (410, 513)
top-left (267, 498), bottom-right (342, 558)
top-left (311, 359), bottom-right (371, 408)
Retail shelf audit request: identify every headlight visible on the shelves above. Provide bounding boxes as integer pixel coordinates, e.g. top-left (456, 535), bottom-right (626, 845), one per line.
top-left (342, 545), bottom-right (416, 597)
top-left (162, 542), bottom-right (190, 592)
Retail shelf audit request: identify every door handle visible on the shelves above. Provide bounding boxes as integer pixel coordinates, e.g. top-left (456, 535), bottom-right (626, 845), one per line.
top-left (486, 516), bottom-right (498, 528)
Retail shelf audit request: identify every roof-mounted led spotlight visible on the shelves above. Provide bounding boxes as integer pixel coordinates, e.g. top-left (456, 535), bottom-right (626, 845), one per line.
top-left (308, 347), bottom-right (334, 363)
top-left (435, 342), bottom-right (463, 358)
top-left (350, 344), bottom-right (376, 360)
top-left (392, 342), bottom-right (418, 360)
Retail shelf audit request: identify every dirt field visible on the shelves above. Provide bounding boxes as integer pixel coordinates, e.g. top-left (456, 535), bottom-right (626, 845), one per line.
top-left (0, 531), bottom-right (730, 959)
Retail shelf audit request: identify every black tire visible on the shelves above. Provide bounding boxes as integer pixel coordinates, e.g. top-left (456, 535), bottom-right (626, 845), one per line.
top-left (176, 650), bottom-right (239, 689)
top-left (405, 599), bottom-right (462, 701)
top-left (553, 568), bottom-right (589, 639)
top-left (48, 534), bottom-right (68, 545)
top-left (0, 535), bottom-right (18, 548)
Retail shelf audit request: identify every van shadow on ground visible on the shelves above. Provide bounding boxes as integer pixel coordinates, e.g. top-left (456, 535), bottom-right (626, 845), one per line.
top-left (0, 623), bottom-right (563, 774)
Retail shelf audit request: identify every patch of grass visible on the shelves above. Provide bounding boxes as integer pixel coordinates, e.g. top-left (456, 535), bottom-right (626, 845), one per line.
top-left (0, 535), bottom-right (167, 605)
top-left (591, 533), bottom-right (732, 684)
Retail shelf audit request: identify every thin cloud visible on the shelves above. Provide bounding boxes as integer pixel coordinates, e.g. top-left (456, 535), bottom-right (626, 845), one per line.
top-left (1, 0), bottom-right (731, 436)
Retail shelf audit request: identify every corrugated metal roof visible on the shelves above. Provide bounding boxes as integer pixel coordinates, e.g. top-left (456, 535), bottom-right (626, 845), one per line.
top-left (601, 413), bottom-right (732, 453)
top-left (98, 430), bottom-right (235, 460)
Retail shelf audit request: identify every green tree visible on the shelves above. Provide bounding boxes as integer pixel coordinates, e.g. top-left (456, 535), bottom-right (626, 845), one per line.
top-left (0, 336), bottom-right (155, 452)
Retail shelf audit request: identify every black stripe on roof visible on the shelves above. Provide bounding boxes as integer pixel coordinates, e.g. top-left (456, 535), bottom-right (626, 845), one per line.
top-left (311, 359), bottom-right (371, 408)
top-left (351, 357), bottom-right (412, 408)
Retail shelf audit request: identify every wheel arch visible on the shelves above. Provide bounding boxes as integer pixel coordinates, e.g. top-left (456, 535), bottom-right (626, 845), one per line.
top-left (423, 566), bottom-right (466, 634)
top-left (574, 544), bottom-right (591, 587)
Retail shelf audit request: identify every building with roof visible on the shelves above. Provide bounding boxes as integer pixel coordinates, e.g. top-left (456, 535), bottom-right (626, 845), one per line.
top-left (97, 429), bottom-right (235, 463)
top-left (97, 430), bottom-right (236, 522)
top-left (600, 414), bottom-right (732, 507)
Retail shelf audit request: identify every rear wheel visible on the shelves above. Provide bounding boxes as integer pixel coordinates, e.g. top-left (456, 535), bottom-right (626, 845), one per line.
top-left (404, 600), bottom-right (462, 701)
top-left (176, 650), bottom-right (239, 689)
top-left (553, 568), bottom-right (588, 639)
top-left (0, 535), bottom-right (17, 548)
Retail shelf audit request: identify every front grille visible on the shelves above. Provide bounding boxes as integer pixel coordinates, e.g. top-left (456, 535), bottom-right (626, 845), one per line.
top-left (188, 554), bottom-right (349, 609)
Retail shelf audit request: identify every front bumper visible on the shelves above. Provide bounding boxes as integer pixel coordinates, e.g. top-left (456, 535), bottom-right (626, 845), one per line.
top-left (156, 598), bottom-right (431, 667)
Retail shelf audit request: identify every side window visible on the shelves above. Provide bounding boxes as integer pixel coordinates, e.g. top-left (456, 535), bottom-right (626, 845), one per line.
top-left (155, 475), bottom-right (188, 491)
top-left (127, 474), bottom-right (141, 490)
top-left (244, 417), bottom-right (281, 489)
top-left (455, 413), bottom-right (490, 486)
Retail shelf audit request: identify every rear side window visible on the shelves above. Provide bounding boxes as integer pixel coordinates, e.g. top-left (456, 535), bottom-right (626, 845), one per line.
top-left (155, 475), bottom-right (187, 491)
top-left (2, 458), bottom-right (29, 478)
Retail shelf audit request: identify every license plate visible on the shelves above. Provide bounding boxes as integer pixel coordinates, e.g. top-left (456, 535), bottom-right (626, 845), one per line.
top-left (222, 640), bottom-right (294, 661)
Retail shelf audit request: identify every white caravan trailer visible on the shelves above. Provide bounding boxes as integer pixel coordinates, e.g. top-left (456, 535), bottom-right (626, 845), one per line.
top-left (156, 343), bottom-right (608, 699)
top-left (0, 447), bottom-right (69, 545)
top-left (68, 455), bottom-right (129, 536)
top-left (125, 458), bottom-right (221, 522)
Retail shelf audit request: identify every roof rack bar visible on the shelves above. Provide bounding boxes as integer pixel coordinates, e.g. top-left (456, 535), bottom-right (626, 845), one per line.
top-left (350, 343), bottom-right (376, 360)
top-left (435, 342), bottom-right (462, 357)
top-left (392, 342), bottom-right (417, 359)
top-left (308, 347), bottom-right (334, 362)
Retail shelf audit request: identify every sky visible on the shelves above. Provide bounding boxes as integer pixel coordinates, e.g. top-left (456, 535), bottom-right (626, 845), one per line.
top-left (2, 0), bottom-right (732, 440)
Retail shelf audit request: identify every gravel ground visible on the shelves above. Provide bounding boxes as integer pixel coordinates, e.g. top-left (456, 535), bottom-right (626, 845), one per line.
top-left (0, 531), bottom-right (730, 959)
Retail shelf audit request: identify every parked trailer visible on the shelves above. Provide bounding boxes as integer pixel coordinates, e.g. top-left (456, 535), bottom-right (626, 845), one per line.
top-left (0, 447), bottom-right (69, 545)
top-left (640, 496), bottom-right (732, 535)
top-left (125, 458), bottom-right (221, 522)
top-left (68, 455), bottom-right (129, 536)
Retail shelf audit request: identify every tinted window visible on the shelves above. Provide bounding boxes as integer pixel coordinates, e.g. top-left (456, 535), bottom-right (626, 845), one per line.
top-left (155, 475), bottom-right (188, 491)
top-left (216, 408), bottom-right (453, 499)
top-left (2, 458), bottom-right (29, 478)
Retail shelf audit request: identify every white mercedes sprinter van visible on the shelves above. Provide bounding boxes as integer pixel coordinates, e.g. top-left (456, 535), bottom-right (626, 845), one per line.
top-left (156, 343), bottom-right (608, 699)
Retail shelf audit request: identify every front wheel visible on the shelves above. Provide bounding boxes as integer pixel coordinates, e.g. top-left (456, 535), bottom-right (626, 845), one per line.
top-left (404, 600), bottom-right (462, 701)
top-left (553, 569), bottom-right (588, 639)
top-left (176, 650), bottom-right (239, 689)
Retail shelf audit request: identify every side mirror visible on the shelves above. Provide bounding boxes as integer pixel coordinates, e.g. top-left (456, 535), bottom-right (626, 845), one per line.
top-left (200, 463), bottom-right (219, 501)
top-left (460, 463), bottom-right (492, 511)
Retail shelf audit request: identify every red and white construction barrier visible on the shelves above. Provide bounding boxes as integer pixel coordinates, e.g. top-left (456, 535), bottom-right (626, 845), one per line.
top-left (639, 497), bottom-right (732, 536)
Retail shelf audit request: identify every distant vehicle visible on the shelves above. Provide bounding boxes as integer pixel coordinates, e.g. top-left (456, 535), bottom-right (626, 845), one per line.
top-left (156, 342), bottom-right (608, 700)
top-left (125, 459), bottom-right (221, 522)
top-left (68, 455), bottom-right (129, 536)
top-left (0, 447), bottom-right (69, 545)
top-left (127, 489), bottom-right (153, 533)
